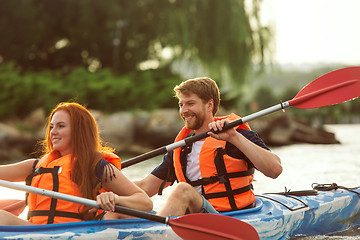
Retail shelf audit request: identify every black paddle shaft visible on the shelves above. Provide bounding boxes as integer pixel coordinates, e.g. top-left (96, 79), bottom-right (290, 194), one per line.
top-left (121, 118), bottom-right (244, 168)
top-left (115, 205), bottom-right (167, 224)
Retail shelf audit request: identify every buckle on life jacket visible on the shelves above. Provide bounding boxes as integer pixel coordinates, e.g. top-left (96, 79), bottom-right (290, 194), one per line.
top-left (218, 175), bottom-right (227, 184)
top-left (33, 167), bottom-right (41, 175)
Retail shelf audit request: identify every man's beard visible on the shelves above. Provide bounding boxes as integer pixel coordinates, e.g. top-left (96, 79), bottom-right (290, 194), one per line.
top-left (184, 109), bottom-right (206, 130)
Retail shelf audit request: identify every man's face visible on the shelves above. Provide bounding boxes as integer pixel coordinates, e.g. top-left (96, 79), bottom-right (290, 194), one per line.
top-left (178, 92), bottom-right (207, 130)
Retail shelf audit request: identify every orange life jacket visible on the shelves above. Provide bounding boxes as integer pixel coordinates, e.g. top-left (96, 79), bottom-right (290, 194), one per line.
top-left (27, 151), bottom-right (121, 224)
top-left (173, 113), bottom-right (255, 212)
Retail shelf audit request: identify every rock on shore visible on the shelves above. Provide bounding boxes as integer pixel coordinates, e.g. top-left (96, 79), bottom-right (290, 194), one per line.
top-left (0, 108), bottom-right (339, 163)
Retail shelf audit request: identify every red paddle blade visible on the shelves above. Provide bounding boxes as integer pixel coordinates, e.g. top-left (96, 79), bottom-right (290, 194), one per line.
top-left (289, 67), bottom-right (360, 109)
top-left (0, 199), bottom-right (26, 216)
top-left (169, 213), bottom-right (259, 240)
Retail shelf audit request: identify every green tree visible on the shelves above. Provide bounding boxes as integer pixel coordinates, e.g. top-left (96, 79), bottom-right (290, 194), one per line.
top-left (254, 85), bottom-right (277, 110)
top-left (0, 0), bottom-right (271, 86)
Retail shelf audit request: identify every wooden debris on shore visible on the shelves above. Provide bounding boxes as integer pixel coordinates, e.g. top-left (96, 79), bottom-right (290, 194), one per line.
top-left (253, 113), bottom-right (340, 146)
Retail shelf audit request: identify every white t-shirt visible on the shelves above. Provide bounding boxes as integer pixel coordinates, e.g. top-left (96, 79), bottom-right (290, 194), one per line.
top-left (186, 140), bottom-right (205, 194)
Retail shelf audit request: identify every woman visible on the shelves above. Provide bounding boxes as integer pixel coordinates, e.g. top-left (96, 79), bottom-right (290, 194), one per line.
top-left (0, 102), bottom-right (152, 225)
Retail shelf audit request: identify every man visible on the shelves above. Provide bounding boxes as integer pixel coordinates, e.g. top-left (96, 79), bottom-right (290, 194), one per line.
top-left (135, 77), bottom-right (282, 217)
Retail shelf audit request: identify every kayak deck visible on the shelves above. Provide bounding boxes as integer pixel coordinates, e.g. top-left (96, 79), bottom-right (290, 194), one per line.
top-left (224, 186), bottom-right (360, 239)
top-left (0, 186), bottom-right (359, 240)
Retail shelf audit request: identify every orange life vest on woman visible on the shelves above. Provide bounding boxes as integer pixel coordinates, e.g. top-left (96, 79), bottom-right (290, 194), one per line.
top-left (26, 151), bottom-right (121, 224)
top-left (173, 113), bottom-right (255, 212)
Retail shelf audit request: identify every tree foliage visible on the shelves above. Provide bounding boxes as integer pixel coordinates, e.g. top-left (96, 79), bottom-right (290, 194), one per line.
top-left (0, 0), bottom-right (270, 86)
top-left (0, 62), bottom-right (181, 119)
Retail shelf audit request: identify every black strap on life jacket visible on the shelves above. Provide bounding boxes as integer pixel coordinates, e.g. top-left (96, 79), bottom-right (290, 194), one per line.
top-left (27, 210), bottom-right (83, 221)
top-left (201, 148), bottom-right (250, 210)
top-left (157, 144), bottom-right (191, 196)
top-left (157, 131), bottom-right (254, 207)
top-left (158, 162), bottom-right (176, 195)
top-left (166, 143), bottom-right (254, 211)
top-left (196, 147), bottom-right (254, 211)
top-left (25, 165), bottom-right (84, 223)
top-left (188, 169), bottom-right (254, 187)
top-left (25, 159), bottom-right (40, 205)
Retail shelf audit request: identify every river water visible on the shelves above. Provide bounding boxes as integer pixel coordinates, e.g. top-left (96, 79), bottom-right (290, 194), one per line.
top-left (1, 124), bottom-right (359, 239)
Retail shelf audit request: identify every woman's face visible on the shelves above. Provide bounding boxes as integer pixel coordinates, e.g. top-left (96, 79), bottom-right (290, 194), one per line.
top-left (50, 110), bottom-right (72, 156)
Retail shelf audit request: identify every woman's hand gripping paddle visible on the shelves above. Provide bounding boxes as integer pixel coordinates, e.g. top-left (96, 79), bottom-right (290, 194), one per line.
top-left (0, 179), bottom-right (259, 240)
top-left (121, 66), bottom-right (360, 168)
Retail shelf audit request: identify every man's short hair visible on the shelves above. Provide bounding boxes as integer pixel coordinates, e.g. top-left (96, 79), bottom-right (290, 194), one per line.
top-left (174, 77), bottom-right (220, 116)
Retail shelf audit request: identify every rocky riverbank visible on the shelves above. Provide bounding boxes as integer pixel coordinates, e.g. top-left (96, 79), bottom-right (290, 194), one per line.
top-left (0, 108), bottom-right (340, 163)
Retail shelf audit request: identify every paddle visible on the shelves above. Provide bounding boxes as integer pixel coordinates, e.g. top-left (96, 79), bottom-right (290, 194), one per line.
top-left (0, 179), bottom-right (259, 240)
top-left (0, 199), bottom-right (26, 216)
top-left (121, 66), bottom-right (360, 168)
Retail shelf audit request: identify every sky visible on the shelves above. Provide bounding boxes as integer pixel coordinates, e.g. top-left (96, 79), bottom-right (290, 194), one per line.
top-left (260, 0), bottom-right (360, 66)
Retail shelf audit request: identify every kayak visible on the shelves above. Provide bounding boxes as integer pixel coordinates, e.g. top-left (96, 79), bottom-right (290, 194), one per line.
top-left (232, 184), bottom-right (360, 239)
top-left (0, 183), bottom-right (359, 240)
